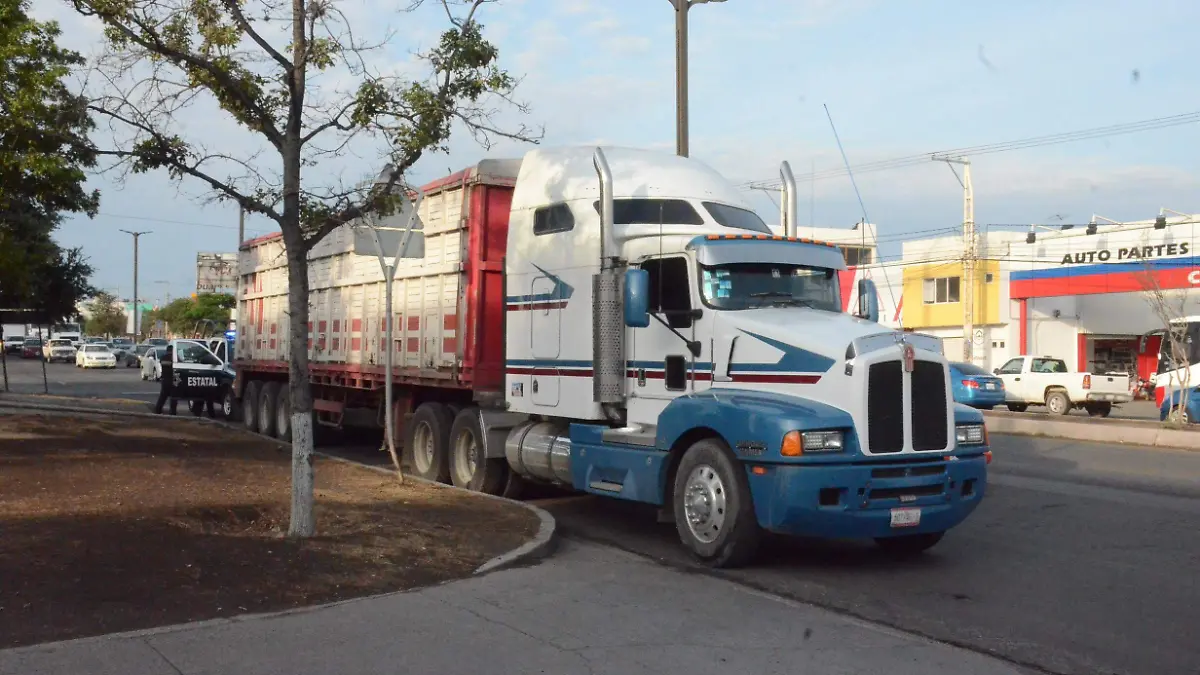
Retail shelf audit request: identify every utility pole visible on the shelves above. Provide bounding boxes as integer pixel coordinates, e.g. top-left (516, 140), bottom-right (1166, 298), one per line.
top-left (934, 157), bottom-right (975, 363)
top-left (668, 0), bottom-right (726, 157)
top-left (119, 230), bottom-right (150, 342)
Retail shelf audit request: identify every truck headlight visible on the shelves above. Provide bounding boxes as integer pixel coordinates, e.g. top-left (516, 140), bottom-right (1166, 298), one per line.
top-left (955, 424), bottom-right (987, 445)
top-left (782, 429), bottom-right (845, 456)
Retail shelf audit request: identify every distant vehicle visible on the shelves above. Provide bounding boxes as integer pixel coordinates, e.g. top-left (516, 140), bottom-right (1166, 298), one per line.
top-left (3, 334), bottom-right (25, 354)
top-left (949, 362), bottom-right (1006, 410)
top-left (146, 337), bottom-right (169, 347)
top-left (141, 346), bottom-right (165, 381)
top-left (20, 338), bottom-right (42, 359)
top-left (76, 344), bottom-right (117, 369)
top-left (44, 339), bottom-right (77, 363)
top-left (995, 355), bottom-right (1131, 416)
top-left (122, 343), bottom-right (154, 368)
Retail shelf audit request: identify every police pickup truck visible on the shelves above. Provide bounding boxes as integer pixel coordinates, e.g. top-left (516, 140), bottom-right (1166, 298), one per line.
top-left (169, 339), bottom-right (236, 417)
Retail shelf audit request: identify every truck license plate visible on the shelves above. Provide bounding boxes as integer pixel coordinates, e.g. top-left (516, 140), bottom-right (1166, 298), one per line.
top-left (890, 508), bottom-right (921, 528)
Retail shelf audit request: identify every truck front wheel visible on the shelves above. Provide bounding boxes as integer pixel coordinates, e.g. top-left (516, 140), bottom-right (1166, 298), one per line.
top-left (405, 402), bottom-right (452, 483)
top-left (672, 438), bottom-right (761, 569)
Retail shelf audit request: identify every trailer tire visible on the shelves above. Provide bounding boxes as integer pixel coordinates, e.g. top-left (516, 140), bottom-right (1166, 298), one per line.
top-left (1045, 389), bottom-right (1071, 416)
top-left (242, 380), bottom-right (262, 433)
top-left (672, 438), bottom-right (761, 569)
top-left (405, 402), bottom-right (452, 483)
top-left (275, 390), bottom-right (292, 442)
top-left (258, 382), bottom-right (281, 438)
top-left (449, 407), bottom-right (508, 495)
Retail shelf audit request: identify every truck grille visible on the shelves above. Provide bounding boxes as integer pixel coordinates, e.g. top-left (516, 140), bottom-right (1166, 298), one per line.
top-left (867, 359), bottom-right (949, 454)
top-left (867, 361), bottom-right (904, 453)
top-left (911, 361), bottom-right (949, 450)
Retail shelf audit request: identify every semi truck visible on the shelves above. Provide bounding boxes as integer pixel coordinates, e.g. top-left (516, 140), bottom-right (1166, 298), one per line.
top-left (227, 146), bottom-right (991, 567)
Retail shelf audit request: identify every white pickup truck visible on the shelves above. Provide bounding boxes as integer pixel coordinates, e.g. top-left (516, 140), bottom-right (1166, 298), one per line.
top-left (994, 355), bottom-right (1131, 417)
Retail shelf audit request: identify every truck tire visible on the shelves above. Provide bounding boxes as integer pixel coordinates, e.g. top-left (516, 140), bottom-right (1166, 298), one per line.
top-left (242, 380), bottom-right (262, 433)
top-left (275, 389), bottom-right (292, 442)
top-left (1006, 403), bottom-right (1027, 413)
top-left (405, 402), bottom-right (452, 483)
top-left (672, 438), bottom-right (761, 568)
top-left (501, 471), bottom-right (527, 500)
top-left (189, 399), bottom-right (205, 417)
top-left (1045, 389), bottom-right (1071, 415)
top-left (448, 407), bottom-right (508, 495)
top-left (1086, 402), bottom-right (1112, 417)
top-left (875, 532), bottom-right (945, 555)
top-left (258, 381), bottom-right (281, 437)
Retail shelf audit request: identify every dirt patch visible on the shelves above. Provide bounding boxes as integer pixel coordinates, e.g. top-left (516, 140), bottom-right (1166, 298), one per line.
top-left (0, 414), bottom-right (539, 648)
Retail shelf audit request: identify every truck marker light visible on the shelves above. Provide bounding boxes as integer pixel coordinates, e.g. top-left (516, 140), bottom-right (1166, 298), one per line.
top-left (781, 430), bottom-right (803, 457)
top-left (984, 450), bottom-right (993, 465)
top-left (751, 465), bottom-right (769, 476)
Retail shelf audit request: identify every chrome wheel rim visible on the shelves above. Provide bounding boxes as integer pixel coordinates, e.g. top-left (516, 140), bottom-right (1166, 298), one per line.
top-left (412, 421), bottom-right (435, 474)
top-left (1049, 397), bottom-right (1064, 413)
top-left (683, 464), bottom-right (727, 544)
top-left (454, 428), bottom-right (478, 485)
top-left (222, 394), bottom-right (233, 417)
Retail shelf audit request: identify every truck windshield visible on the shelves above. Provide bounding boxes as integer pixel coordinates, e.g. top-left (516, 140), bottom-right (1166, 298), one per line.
top-left (699, 262), bottom-right (841, 311)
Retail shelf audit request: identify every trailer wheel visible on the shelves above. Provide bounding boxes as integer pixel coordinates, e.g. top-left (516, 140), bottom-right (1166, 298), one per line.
top-left (672, 438), bottom-right (761, 568)
top-left (275, 389), bottom-right (292, 442)
top-left (242, 380), bottom-right (262, 432)
top-left (258, 382), bottom-right (281, 438)
top-left (874, 532), bottom-right (945, 555)
top-left (405, 402), bottom-right (452, 483)
top-left (448, 407), bottom-right (508, 495)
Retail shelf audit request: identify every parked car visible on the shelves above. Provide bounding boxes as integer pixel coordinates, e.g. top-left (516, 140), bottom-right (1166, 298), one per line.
top-left (123, 343), bottom-right (155, 368)
top-left (43, 339), bottom-right (77, 363)
top-left (995, 355), bottom-right (1131, 416)
top-left (20, 338), bottom-right (42, 359)
top-left (141, 346), bottom-right (165, 381)
top-left (110, 337), bottom-right (135, 362)
top-left (3, 334), bottom-right (25, 354)
top-left (75, 344), bottom-right (117, 369)
top-left (146, 337), bottom-right (169, 347)
top-left (949, 362), bottom-right (1007, 410)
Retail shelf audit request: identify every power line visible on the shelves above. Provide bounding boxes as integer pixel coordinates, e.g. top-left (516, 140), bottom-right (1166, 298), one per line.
top-left (741, 110), bottom-right (1200, 190)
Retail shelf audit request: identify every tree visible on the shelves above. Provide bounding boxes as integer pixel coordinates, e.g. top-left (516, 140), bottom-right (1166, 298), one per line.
top-left (73, 0), bottom-right (539, 536)
top-left (1140, 268), bottom-right (1193, 427)
top-left (84, 291), bottom-right (128, 336)
top-left (0, 0), bottom-right (97, 322)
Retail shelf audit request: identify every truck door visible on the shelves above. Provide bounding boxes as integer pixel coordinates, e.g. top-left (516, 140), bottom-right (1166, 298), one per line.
top-left (529, 271), bottom-right (563, 406)
top-left (171, 340), bottom-right (226, 401)
top-left (996, 357), bottom-right (1026, 401)
top-left (626, 256), bottom-right (700, 425)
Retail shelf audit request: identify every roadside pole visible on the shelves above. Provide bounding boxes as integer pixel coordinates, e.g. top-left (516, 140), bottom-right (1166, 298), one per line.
top-left (0, 324), bottom-right (8, 392)
top-left (38, 322), bottom-right (48, 394)
top-left (360, 190), bottom-right (424, 477)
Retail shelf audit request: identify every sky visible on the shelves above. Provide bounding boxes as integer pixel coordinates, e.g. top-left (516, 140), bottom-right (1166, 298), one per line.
top-left (27, 0), bottom-right (1200, 305)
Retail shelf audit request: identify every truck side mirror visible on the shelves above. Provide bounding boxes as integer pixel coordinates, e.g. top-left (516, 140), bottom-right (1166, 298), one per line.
top-left (993, 368), bottom-right (1000, 375)
top-left (624, 268), bottom-right (650, 328)
top-left (857, 278), bottom-right (880, 323)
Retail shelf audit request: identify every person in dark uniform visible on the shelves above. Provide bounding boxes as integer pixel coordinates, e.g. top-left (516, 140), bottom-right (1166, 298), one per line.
top-left (153, 345), bottom-right (177, 415)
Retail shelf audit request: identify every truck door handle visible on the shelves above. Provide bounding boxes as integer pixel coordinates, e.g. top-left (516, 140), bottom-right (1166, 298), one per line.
top-left (1014, 377), bottom-right (1021, 381)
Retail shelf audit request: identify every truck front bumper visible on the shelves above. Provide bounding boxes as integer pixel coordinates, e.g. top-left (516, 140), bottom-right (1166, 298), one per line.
top-left (746, 454), bottom-right (988, 540)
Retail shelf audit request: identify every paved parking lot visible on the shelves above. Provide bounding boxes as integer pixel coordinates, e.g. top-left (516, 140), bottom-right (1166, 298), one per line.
top-left (0, 354), bottom-right (159, 402)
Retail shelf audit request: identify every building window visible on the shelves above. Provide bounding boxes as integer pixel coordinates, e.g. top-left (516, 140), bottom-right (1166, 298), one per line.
top-left (985, 273), bottom-right (994, 283)
top-left (922, 276), bottom-right (960, 304)
top-left (843, 247), bottom-right (872, 266)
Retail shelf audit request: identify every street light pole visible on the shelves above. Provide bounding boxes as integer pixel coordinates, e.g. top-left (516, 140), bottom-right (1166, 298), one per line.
top-left (119, 230), bottom-right (150, 341)
top-left (669, 0), bottom-right (725, 157)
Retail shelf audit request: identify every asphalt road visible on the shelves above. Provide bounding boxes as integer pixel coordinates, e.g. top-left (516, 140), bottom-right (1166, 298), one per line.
top-left (533, 436), bottom-right (1200, 675)
top-left (0, 354), bottom-right (158, 402)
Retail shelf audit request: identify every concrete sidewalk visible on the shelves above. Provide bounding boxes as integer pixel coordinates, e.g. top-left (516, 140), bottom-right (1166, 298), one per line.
top-left (1, 541), bottom-right (1026, 675)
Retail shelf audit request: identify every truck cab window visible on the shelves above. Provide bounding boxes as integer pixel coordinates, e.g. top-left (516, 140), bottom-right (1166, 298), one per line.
top-left (998, 358), bottom-right (1023, 374)
top-left (699, 262), bottom-right (840, 312)
top-left (593, 198), bottom-right (704, 226)
top-left (641, 257), bottom-right (693, 328)
top-left (533, 203), bottom-right (574, 235)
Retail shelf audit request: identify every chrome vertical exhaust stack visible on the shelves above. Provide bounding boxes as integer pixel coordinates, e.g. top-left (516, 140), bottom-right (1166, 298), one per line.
top-left (780, 160), bottom-right (797, 238)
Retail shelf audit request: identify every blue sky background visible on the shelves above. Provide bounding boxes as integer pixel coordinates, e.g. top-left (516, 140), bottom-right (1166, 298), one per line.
top-left (31, 0), bottom-right (1200, 304)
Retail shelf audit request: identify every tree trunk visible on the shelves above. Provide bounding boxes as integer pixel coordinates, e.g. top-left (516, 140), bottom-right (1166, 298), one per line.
top-left (284, 235), bottom-right (316, 537)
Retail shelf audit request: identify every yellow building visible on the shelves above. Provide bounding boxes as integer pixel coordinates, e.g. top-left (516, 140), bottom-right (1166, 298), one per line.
top-left (901, 259), bottom-right (1003, 330)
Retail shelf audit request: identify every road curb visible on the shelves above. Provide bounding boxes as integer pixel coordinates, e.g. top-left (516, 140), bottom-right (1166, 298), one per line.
top-left (313, 452), bottom-right (559, 575)
top-left (0, 400), bottom-right (224, 424)
top-left (983, 409), bottom-right (1200, 451)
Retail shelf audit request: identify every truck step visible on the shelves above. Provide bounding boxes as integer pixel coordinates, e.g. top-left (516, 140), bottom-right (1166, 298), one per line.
top-left (588, 480), bottom-right (624, 493)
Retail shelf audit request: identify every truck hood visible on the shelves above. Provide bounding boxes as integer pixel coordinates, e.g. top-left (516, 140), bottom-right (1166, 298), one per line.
top-left (715, 307), bottom-right (943, 373)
